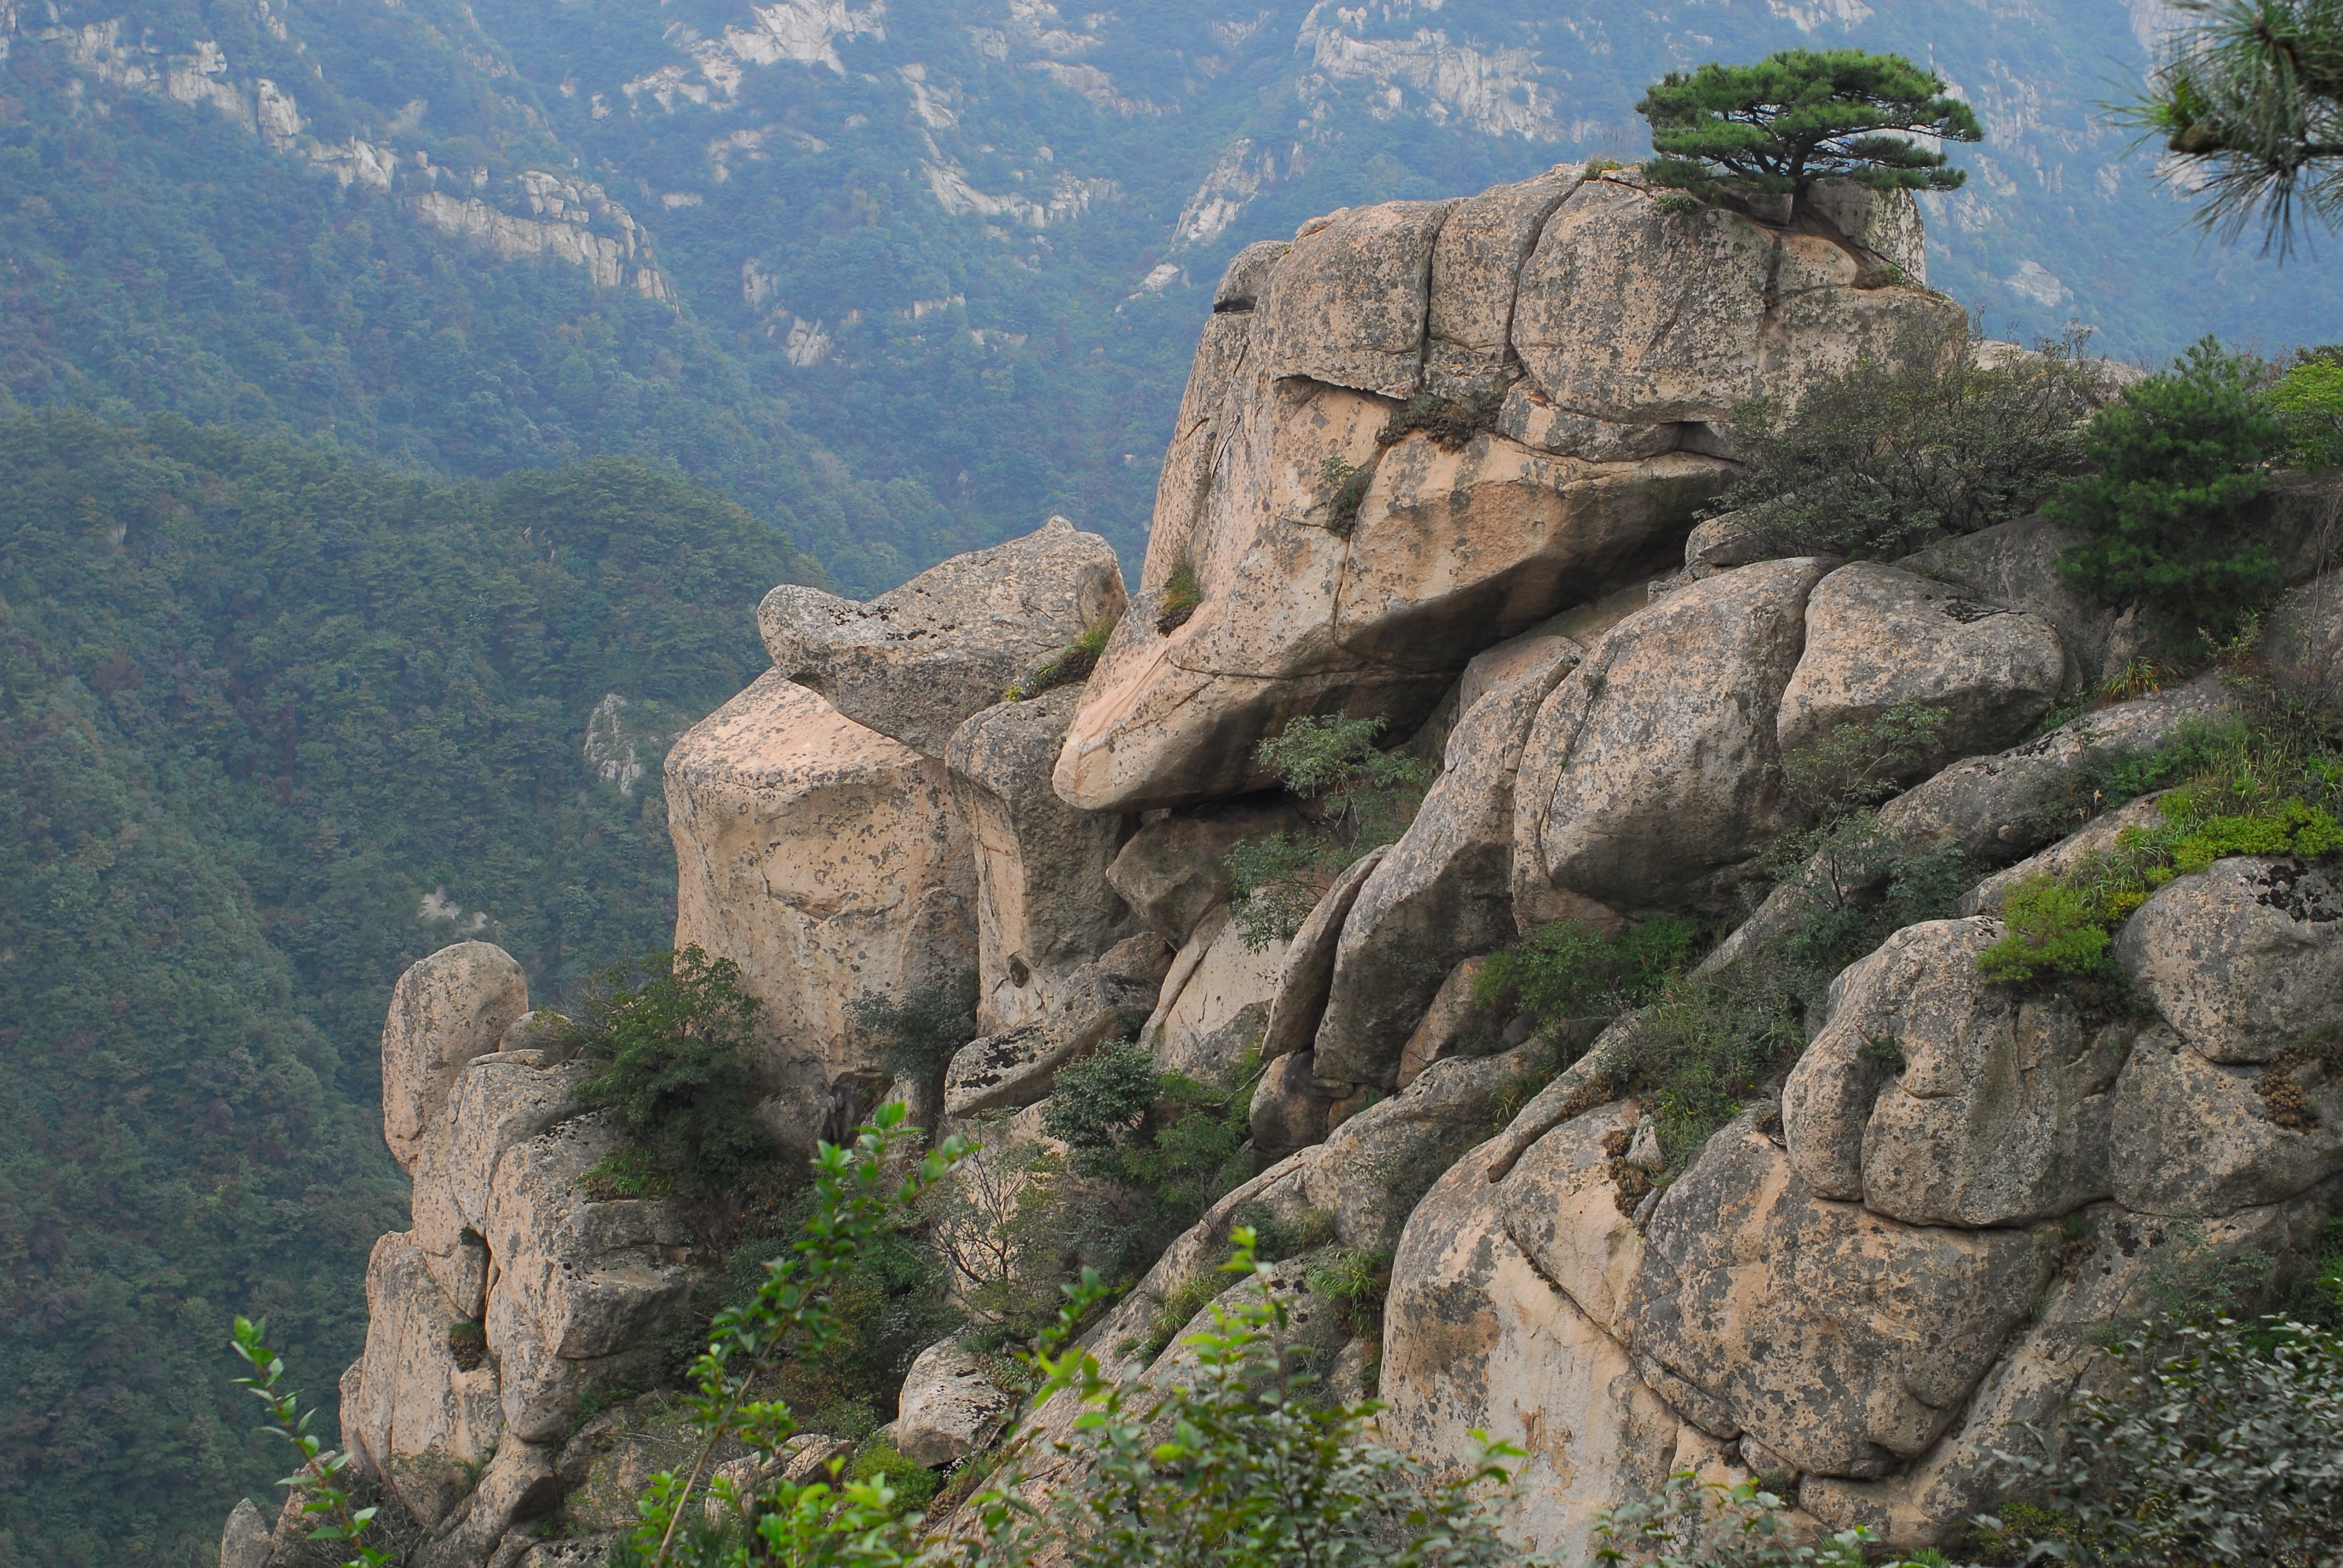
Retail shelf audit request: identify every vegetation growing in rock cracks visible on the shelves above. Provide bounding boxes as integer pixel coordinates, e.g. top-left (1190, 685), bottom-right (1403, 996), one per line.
top-left (1228, 715), bottom-right (1430, 951)
top-left (1636, 48), bottom-right (1981, 198)
top-left (1718, 318), bottom-right (2103, 561)
top-left (851, 973), bottom-right (982, 1105)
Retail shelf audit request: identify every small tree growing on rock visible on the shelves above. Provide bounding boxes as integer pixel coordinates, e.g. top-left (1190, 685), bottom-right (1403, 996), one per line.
top-left (1636, 48), bottom-right (1981, 200)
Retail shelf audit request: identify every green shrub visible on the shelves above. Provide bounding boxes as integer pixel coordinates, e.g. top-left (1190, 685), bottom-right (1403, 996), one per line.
top-left (1377, 390), bottom-right (1503, 451)
top-left (1475, 914), bottom-right (1707, 1037)
top-left (1982, 1317), bottom-right (2343, 1568)
top-left (1305, 1248), bottom-right (1394, 1339)
top-left (850, 972), bottom-right (980, 1095)
top-left (849, 1435), bottom-right (939, 1515)
top-left (1978, 878), bottom-right (2114, 982)
top-left (1041, 1040), bottom-right (1161, 1163)
top-left (568, 946), bottom-right (773, 1198)
top-left (1227, 714), bottom-right (1429, 950)
top-left (2268, 348), bottom-right (2343, 471)
top-left (2050, 336), bottom-right (2293, 634)
top-left (1718, 319), bottom-right (2100, 560)
top-left (1778, 702), bottom-right (1951, 814)
top-left (1232, 1203), bottom-right (1337, 1263)
top-left (1622, 967), bottom-right (1807, 1166)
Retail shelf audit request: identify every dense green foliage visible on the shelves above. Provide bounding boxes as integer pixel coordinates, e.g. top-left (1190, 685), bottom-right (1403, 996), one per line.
top-left (2126, 0), bottom-right (2343, 250)
top-left (849, 976), bottom-right (981, 1102)
top-left (1228, 716), bottom-right (1429, 952)
top-left (1637, 48), bottom-right (1980, 195)
top-left (0, 411), bottom-right (805, 1564)
top-left (1473, 916), bottom-right (1707, 1029)
top-left (1719, 322), bottom-right (2100, 560)
top-left (571, 947), bottom-right (774, 1198)
top-left (2051, 338), bottom-right (2295, 632)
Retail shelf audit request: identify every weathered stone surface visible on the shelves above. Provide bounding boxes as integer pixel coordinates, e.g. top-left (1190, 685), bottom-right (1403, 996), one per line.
top-left (1959, 794), bottom-right (2172, 916)
top-left (1249, 1049), bottom-right (1361, 1164)
top-left (1151, 312), bottom-right (1259, 572)
top-left (2111, 1024), bottom-right (2343, 1216)
top-left (1256, 198), bottom-right (1458, 399)
top-left (1784, 920), bottom-right (2129, 1227)
top-left (1700, 675), bottom-right (2243, 977)
top-left (346, 1233), bottom-right (504, 1527)
top-left (1336, 434), bottom-right (1730, 670)
top-left (1623, 1120), bottom-right (2045, 1478)
top-left (427, 1435), bottom-right (561, 1568)
top-left (485, 1116), bottom-right (692, 1442)
top-left (1493, 1098), bottom-right (1648, 1332)
top-left (1423, 166), bottom-right (1579, 397)
top-left (220, 1498), bottom-right (271, 1568)
top-left (1776, 563), bottom-right (2064, 771)
top-left (410, 1053), bottom-right (591, 1315)
top-left (1381, 1132), bottom-right (1682, 1561)
top-left (1683, 511), bottom-right (1772, 577)
top-left (946, 687), bottom-right (1134, 1033)
top-left (1144, 904), bottom-right (1285, 1083)
top-left (666, 670), bottom-right (975, 1157)
top-left (2114, 856), bottom-right (2343, 1064)
top-left (1899, 517), bottom-right (2140, 694)
top-left (1260, 847), bottom-right (1389, 1060)
top-left (1213, 238), bottom-right (1289, 311)
top-left (1457, 624), bottom-right (1582, 716)
top-left (1396, 956), bottom-right (1507, 1087)
top-left (1518, 557), bottom-right (1832, 913)
top-left (1107, 796), bottom-right (1302, 949)
top-left (759, 517), bottom-right (1126, 756)
top-left (1297, 1046), bottom-right (1542, 1250)
top-left (1314, 636), bottom-right (1579, 1086)
top-left (1803, 180), bottom-right (1927, 283)
top-left (889, 1339), bottom-right (1013, 1466)
top-left (942, 1025), bottom-right (1059, 1120)
top-left (383, 943), bottom-right (530, 1173)
top-left (1510, 174), bottom-right (1959, 432)
top-left (2264, 570), bottom-right (2343, 717)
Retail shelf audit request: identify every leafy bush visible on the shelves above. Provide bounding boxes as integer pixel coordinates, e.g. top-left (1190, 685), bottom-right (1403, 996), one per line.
top-left (1475, 915), bottom-right (1708, 1037)
top-left (2267, 348), bottom-right (2343, 471)
top-left (1591, 1471), bottom-right (1920, 1566)
top-left (1305, 1248), bottom-right (1395, 1340)
top-left (1042, 1043), bottom-right (1256, 1279)
top-left (1779, 702), bottom-right (1951, 813)
top-left (1982, 1317), bottom-right (2343, 1568)
top-left (1978, 879), bottom-right (2115, 982)
top-left (923, 1121), bottom-right (1072, 1336)
top-left (2050, 337), bottom-right (2293, 634)
top-left (851, 973), bottom-right (981, 1096)
top-left (1228, 715), bottom-right (1429, 950)
top-left (849, 1436), bottom-right (939, 1517)
top-left (1620, 967), bottom-right (1808, 1166)
top-left (1719, 321), bottom-right (2101, 560)
top-left (569, 946), bottom-right (775, 1198)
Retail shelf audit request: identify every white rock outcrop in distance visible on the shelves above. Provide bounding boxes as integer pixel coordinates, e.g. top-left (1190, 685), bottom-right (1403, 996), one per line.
top-left (665, 668), bottom-right (976, 1154)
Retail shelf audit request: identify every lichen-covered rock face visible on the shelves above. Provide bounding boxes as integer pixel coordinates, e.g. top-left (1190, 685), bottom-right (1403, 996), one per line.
top-left (1898, 517), bottom-right (2141, 695)
top-left (759, 516), bottom-right (1126, 758)
top-left (1776, 563), bottom-right (2065, 771)
top-left (346, 1232), bottom-right (506, 1529)
top-left (1260, 847), bottom-right (1389, 1063)
top-left (2113, 855), bottom-right (2343, 1065)
top-left (1621, 1120), bottom-right (2045, 1480)
top-left (381, 942), bottom-right (529, 1173)
top-left (665, 669), bottom-right (975, 1157)
top-left (1516, 557), bottom-right (1833, 914)
top-left (1052, 174), bottom-right (1948, 816)
top-left (1312, 635), bottom-right (1579, 1088)
top-left (946, 687), bottom-right (1135, 1033)
top-left (889, 1340), bottom-right (1014, 1467)
top-left (2111, 1025), bottom-right (2343, 1217)
top-left (1785, 920), bottom-right (2129, 1227)
top-left (409, 1051), bottom-right (590, 1316)
top-left (1143, 905), bottom-right (1286, 1083)
top-left (1248, 1049), bottom-right (1362, 1164)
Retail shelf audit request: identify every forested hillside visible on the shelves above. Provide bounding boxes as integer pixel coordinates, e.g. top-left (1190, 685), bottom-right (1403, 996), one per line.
top-left (0, 414), bottom-right (810, 1564)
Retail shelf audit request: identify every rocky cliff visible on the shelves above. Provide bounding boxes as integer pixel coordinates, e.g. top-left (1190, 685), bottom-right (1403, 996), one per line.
top-left (254, 169), bottom-right (2343, 1568)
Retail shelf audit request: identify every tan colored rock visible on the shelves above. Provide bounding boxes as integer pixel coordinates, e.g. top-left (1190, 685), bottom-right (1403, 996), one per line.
top-left (1899, 517), bottom-right (2141, 694)
top-left (1620, 1120), bottom-right (2044, 1478)
top-left (1423, 166), bottom-right (1579, 397)
top-left (2110, 1024), bottom-right (2343, 1216)
top-left (1336, 434), bottom-right (1731, 670)
top-left (410, 1053), bottom-right (591, 1316)
top-left (426, 1434), bottom-right (561, 1568)
top-left (1150, 312), bottom-right (1259, 573)
top-left (942, 1025), bottom-right (1057, 1120)
top-left (1107, 797), bottom-right (1302, 949)
top-left (1395, 956), bottom-right (1507, 1087)
top-left (1959, 794), bottom-right (2172, 916)
top-left (1457, 624), bottom-right (1582, 717)
top-left (1510, 174), bottom-right (1959, 433)
top-left (1777, 563), bottom-right (2065, 771)
top-left (1249, 1050), bottom-right (1362, 1163)
top-left (889, 1339), bottom-right (1014, 1466)
top-left (1143, 904), bottom-right (1286, 1083)
top-left (2114, 856), bottom-right (2343, 1065)
top-left (346, 1232), bottom-right (505, 1527)
top-left (1313, 636), bottom-right (1580, 1086)
top-left (1213, 238), bottom-right (1291, 311)
top-left (382, 943), bottom-right (530, 1174)
top-left (759, 517), bottom-right (1126, 756)
top-left (1803, 180), bottom-right (1927, 283)
top-left (1784, 920), bottom-right (2129, 1227)
top-left (946, 687), bottom-right (1134, 1033)
top-left (1256, 198), bottom-right (1459, 399)
top-left (484, 1115), bottom-right (693, 1442)
top-left (666, 669), bottom-right (975, 1157)
top-left (1260, 847), bottom-right (1389, 1061)
top-left (1518, 557), bottom-right (1833, 913)
top-left (1493, 1099), bottom-right (1648, 1331)
top-left (1380, 1133), bottom-right (1682, 1561)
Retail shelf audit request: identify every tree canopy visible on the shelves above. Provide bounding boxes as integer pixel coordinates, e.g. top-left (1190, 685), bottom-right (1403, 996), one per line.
top-left (1636, 48), bottom-right (1981, 197)
top-left (2128, 0), bottom-right (2343, 252)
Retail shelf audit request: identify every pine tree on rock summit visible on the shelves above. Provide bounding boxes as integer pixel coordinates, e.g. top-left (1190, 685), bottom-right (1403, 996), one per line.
top-left (1637, 48), bottom-right (1982, 198)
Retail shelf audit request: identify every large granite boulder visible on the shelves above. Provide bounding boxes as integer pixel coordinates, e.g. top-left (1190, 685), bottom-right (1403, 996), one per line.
top-left (1312, 635), bottom-right (1581, 1088)
top-left (1775, 562), bottom-right (2065, 771)
top-left (888, 1340), bottom-right (1014, 1466)
top-left (1516, 557), bottom-right (1833, 914)
top-left (665, 670), bottom-right (976, 1157)
top-left (345, 1232), bottom-right (507, 1529)
top-left (2114, 855), bottom-right (2343, 1065)
top-left (382, 942), bottom-right (530, 1173)
top-left (2110, 1025), bottom-right (2343, 1217)
top-left (1898, 517), bottom-right (2140, 695)
top-left (946, 687), bottom-right (1135, 1033)
top-left (408, 1050), bottom-right (592, 1317)
top-left (1424, 166), bottom-right (1581, 397)
top-left (1784, 920), bottom-right (2130, 1227)
top-left (1260, 848), bottom-right (1389, 1062)
top-left (1258, 198), bottom-right (1459, 399)
top-left (1142, 905), bottom-right (1286, 1083)
top-left (760, 517), bottom-right (1125, 757)
top-left (1106, 795), bottom-right (1302, 949)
